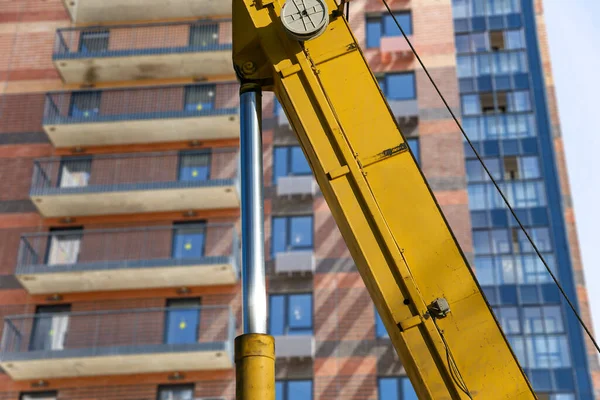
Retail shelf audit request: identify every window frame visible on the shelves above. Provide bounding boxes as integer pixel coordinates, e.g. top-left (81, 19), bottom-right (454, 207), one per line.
top-left (171, 221), bottom-right (207, 259)
top-left (177, 150), bottom-right (212, 182)
top-left (271, 215), bottom-right (314, 256)
top-left (78, 29), bottom-right (109, 53)
top-left (377, 72), bottom-right (417, 101)
top-left (183, 84), bottom-right (217, 112)
top-left (68, 91), bottom-right (101, 118)
top-left (269, 292), bottom-right (314, 335)
top-left (272, 145), bottom-right (312, 184)
top-left (163, 298), bottom-right (201, 345)
top-left (366, 11), bottom-right (413, 49)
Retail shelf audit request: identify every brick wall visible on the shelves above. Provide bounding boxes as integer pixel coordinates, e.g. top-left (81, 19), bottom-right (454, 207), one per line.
top-left (0, 94), bottom-right (46, 133)
top-left (88, 155), bottom-right (179, 186)
top-left (109, 25), bottom-right (189, 51)
top-left (99, 87), bottom-right (184, 116)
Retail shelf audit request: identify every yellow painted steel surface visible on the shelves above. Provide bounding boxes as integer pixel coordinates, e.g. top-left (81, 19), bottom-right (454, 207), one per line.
top-left (235, 334), bottom-right (276, 400)
top-left (232, 0), bottom-right (537, 398)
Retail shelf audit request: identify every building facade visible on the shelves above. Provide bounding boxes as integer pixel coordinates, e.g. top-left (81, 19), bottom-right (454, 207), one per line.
top-left (0, 0), bottom-right (596, 399)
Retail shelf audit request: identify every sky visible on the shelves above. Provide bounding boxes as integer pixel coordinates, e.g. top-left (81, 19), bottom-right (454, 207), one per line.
top-left (542, 0), bottom-right (600, 349)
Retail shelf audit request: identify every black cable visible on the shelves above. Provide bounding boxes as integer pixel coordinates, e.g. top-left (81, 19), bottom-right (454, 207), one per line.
top-left (379, 0), bottom-right (600, 356)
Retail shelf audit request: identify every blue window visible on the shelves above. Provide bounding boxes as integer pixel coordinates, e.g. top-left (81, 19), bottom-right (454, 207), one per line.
top-left (157, 384), bottom-right (194, 400)
top-left (406, 138), bottom-right (419, 164)
top-left (178, 151), bottom-right (210, 181)
top-left (273, 146), bottom-right (311, 184)
top-left (378, 377), bottom-right (417, 400)
top-left (78, 30), bottom-right (109, 53)
top-left (269, 293), bottom-right (313, 335)
top-left (375, 310), bottom-right (388, 338)
top-left (164, 298), bottom-right (200, 345)
top-left (184, 85), bottom-right (215, 112)
top-left (276, 380), bottom-right (313, 400)
top-left (378, 72), bottom-right (416, 100)
top-left (189, 24), bottom-right (219, 47)
top-left (272, 215), bottom-right (313, 255)
top-left (366, 12), bottom-right (412, 48)
top-left (172, 223), bottom-right (205, 259)
top-left (69, 91), bottom-right (101, 118)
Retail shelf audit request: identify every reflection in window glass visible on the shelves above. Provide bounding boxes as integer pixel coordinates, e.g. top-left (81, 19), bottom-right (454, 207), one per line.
top-left (276, 380), bottom-right (313, 400)
top-left (455, 34), bottom-right (470, 53)
top-left (384, 72), bottom-right (416, 100)
top-left (525, 335), bottom-right (571, 368)
top-left (471, 33), bottom-right (488, 52)
top-left (457, 55), bottom-right (473, 78)
top-left (272, 215), bottom-right (314, 255)
top-left (505, 30), bottom-right (525, 50)
top-left (378, 377), bottom-right (417, 400)
top-left (178, 152), bottom-right (210, 181)
top-left (158, 385), bottom-right (194, 400)
top-left (473, 230), bottom-right (491, 254)
top-left (462, 94), bottom-right (480, 115)
top-left (269, 293), bottom-right (313, 335)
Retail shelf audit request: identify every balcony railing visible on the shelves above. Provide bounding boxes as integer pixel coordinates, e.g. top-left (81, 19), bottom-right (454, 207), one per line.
top-left (30, 148), bottom-right (240, 217)
top-left (53, 20), bottom-right (233, 84)
top-left (16, 224), bottom-right (239, 294)
top-left (42, 82), bottom-right (239, 147)
top-left (0, 305), bottom-right (235, 380)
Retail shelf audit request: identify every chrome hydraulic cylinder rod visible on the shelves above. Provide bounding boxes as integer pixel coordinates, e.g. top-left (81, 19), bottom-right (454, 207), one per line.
top-left (239, 83), bottom-right (268, 335)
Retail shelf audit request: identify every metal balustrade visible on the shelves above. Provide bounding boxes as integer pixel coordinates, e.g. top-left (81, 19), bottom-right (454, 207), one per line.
top-left (0, 306), bottom-right (235, 380)
top-left (42, 82), bottom-right (239, 147)
top-left (16, 224), bottom-right (240, 294)
top-left (30, 148), bottom-right (240, 217)
top-left (53, 20), bottom-right (233, 84)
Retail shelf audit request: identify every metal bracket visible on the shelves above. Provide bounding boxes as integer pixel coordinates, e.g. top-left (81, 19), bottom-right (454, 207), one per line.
top-left (428, 298), bottom-right (451, 319)
top-left (398, 315), bottom-right (423, 332)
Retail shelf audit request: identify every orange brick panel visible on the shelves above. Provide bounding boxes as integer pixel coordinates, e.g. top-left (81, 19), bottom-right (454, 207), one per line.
top-left (0, 157), bottom-right (34, 201)
top-left (0, 93), bottom-right (45, 134)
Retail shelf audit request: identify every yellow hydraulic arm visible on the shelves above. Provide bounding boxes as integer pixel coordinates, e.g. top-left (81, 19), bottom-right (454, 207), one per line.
top-left (232, 0), bottom-right (537, 398)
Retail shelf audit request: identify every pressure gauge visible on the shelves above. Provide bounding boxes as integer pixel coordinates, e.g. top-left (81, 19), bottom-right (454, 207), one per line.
top-left (280, 0), bottom-right (329, 41)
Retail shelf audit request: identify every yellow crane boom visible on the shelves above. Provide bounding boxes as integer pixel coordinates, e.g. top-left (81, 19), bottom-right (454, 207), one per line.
top-left (232, 0), bottom-right (537, 398)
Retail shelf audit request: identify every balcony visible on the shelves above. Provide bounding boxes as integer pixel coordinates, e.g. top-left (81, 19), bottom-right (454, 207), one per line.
top-left (53, 21), bottom-right (233, 85)
top-left (16, 224), bottom-right (239, 294)
top-left (274, 335), bottom-right (315, 359)
top-left (62, 0), bottom-right (232, 24)
top-left (0, 305), bottom-right (234, 380)
top-left (43, 82), bottom-right (239, 147)
top-left (276, 176), bottom-right (318, 197)
top-left (274, 251), bottom-right (315, 274)
top-left (30, 149), bottom-right (239, 217)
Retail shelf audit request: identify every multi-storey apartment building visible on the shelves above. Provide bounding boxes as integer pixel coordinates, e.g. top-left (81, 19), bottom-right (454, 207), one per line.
top-left (0, 0), bottom-right (596, 399)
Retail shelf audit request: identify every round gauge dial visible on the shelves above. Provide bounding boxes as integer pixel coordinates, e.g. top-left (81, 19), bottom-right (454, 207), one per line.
top-left (281, 0), bottom-right (329, 41)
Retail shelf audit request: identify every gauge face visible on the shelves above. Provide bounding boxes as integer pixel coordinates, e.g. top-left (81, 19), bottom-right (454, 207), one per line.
top-left (280, 0), bottom-right (329, 41)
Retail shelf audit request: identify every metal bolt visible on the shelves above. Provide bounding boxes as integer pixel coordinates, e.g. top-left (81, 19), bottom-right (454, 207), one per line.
top-left (242, 61), bottom-right (257, 75)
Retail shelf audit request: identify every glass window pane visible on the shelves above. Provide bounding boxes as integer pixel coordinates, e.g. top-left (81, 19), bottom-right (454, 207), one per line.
top-left (47, 232), bottom-right (81, 265)
top-left (386, 73), bottom-right (416, 100)
top-left (173, 225), bottom-right (205, 259)
top-left (472, 0), bottom-right (486, 16)
top-left (491, 229), bottom-right (510, 254)
top-left (500, 255), bottom-right (517, 284)
top-left (477, 54), bottom-right (492, 75)
top-left (79, 30), bottom-right (109, 53)
top-left (462, 94), bottom-right (480, 115)
top-left (533, 228), bottom-right (552, 252)
top-left (179, 152), bottom-right (210, 181)
top-left (276, 382), bottom-right (284, 400)
top-left (189, 24), bottom-right (219, 47)
top-left (69, 91), bottom-right (101, 118)
top-left (466, 160), bottom-right (484, 182)
top-left (290, 216), bottom-right (313, 249)
top-left (520, 156), bottom-right (540, 179)
top-left (475, 256), bottom-right (495, 285)
top-left (383, 12), bottom-right (412, 36)
top-left (402, 378), bottom-right (418, 400)
top-left (165, 302), bottom-right (200, 345)
top-left (269, 295), bottom-right (285, 335)
top-left (407, 138), bottom-right (420, 164)
top-left (272, 217), bottom-right (288, 255)
top-left (288, 380), bottom-right (313, 400)
top-left (274, 147), bottom-right (289, 183)
top-left (378, 378), bottom-right (399, 399)
top-left (457, 55), bottom-right (474, 78)
top-left (453, 0), bottom-right (469, 18)
top-left (290, 147), bottom-right (311, 175)
top-left (375, 311), bottom-right (388, 337)
top-left (184, 85), bottom-right (216, 111)
top-left (543, 306), bottom-right (564, 334)
top-left (366, 18), bottom-right (381, 48)
top-left (288, 294), bottom-right (313, 332)
top-left (468, 184), bottom-right (487, 210)
top-left (499, 307), bottom-right (520, 334)
top-left (508, 336), bottom-right (527, 367)
top-left (473, 230), bottom-right (491, 254)
top-left (471, 33), bottom-right (488, 51)
top-left (505, 30), bottom-right (525, 49)
top-left (523, 307), bottom-right (544, 334)
top-left (455, 34), bottom-right (470, 53)
top-left (508, 91), bottom-right (531, 112)
top-left (59, 158), bottom-right (91, 188)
